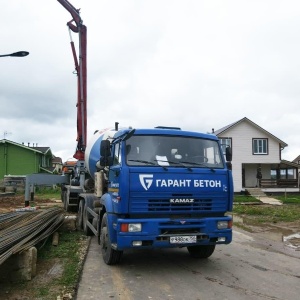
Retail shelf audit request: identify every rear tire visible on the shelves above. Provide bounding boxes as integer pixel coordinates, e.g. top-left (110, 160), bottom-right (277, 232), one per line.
top-left (100, 213), bottom-right (123, 265)
top-left (187, 245), bottom-right (215, 258)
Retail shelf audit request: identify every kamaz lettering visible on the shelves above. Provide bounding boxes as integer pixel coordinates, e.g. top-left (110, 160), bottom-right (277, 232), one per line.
top-left (170, 198), bottom-right (195, 203)
top-left (155, 179), bottom-right (222, 188)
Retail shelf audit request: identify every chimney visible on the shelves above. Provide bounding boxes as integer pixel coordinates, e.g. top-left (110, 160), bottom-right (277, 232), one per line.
top-left (212, 128), bottom-right (214, 133)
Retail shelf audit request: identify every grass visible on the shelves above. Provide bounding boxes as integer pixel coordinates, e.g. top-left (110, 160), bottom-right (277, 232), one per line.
top-left (34, 230), bottom-right (88, 299)
top-left (273, 194), bottom-right (300, 204)
top-left (15, 186), bottom-right (62, 199)
top-left (34, 186), bottom-right (61, 199)
top-left (234, 195), bottom-right (261, 203)
top-left (233, 193), bottom-right (300, 223)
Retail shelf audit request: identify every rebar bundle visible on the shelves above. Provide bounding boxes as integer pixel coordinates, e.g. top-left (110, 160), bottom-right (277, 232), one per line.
top-left (0, 207), bottom-right (65, 265)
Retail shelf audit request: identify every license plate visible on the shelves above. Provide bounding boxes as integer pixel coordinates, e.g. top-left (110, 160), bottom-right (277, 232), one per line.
top-left (170, 235), bottom-right (197, 244)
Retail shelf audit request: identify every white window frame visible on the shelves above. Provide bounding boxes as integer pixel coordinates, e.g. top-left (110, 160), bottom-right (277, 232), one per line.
top-left (253, 138), bottom-right (268, 155)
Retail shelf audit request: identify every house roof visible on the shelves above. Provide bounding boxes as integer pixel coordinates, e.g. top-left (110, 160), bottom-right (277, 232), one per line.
top-left (280, 160), bottom-right (299, 168)
top-left (213, 117), bottom-right (288, 148)
top-left (30, 146), bottom-right (52, 155)
top-left (0, 139), bottom-right (53, 155)
top-left (292, 155), bottom-right (300, 164)
top-left (52, 156), bottom-right (63, 164)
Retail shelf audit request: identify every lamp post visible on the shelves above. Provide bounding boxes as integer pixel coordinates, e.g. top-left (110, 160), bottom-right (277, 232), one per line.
top-left (0, 51), bottom-right (29, 58)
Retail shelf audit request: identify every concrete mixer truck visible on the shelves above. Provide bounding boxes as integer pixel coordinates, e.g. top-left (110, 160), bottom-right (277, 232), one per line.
top-left (58, 0), bottom-right (233, 265)
top-left (62, 123), bottom-right (234, 265)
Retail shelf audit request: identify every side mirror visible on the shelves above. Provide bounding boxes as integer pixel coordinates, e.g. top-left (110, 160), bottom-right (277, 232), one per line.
top-left (100, 156), bottom-right (113, 167)
top-left (225, 146), bottom-right (232, 162)
top-left (100, 140), bottom-right (111, 157)
top-left (100, 140), bottom-right (113, 166)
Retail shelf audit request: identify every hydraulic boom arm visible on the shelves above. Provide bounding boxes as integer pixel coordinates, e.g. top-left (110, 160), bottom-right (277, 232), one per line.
top-left (57, 0), bottom-right (87, 160)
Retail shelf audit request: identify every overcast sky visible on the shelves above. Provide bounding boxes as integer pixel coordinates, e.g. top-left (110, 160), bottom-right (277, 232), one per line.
top-left (1, 0), bottom-right (300, 162)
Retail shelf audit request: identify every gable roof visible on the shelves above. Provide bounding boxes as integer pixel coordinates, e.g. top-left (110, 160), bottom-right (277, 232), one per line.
top-left (52, 156), bottom-right (63, 164)
top-left (0, 139), bottom-right (52, 155)
top-left (292, 155), bottom-right (300, 164)
top-left (213, 117), bottom-right (288, 148)
top-left (30, 146), bottom-right (52, 155)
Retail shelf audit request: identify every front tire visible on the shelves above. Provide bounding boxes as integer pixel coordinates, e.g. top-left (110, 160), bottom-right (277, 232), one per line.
top-left (187, 245), bottom-right (215, 258)
top-left (100, 213), bottom-right (123, 265)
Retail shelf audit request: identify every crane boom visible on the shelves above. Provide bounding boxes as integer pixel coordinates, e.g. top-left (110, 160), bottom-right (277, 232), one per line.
top-left (57, 0), bottom-right (87, 160)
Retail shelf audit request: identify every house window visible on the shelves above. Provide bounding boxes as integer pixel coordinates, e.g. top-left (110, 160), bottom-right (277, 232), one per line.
top-left (219, 138), bottom-right (232, 155)
top-left (253, 138), bottom-right (268, 155)
top-left (270, 169), bottom-right (277, 180)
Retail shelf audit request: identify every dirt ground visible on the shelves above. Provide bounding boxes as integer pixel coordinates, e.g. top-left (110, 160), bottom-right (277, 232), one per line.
top-left (0, 194), bottom-right (63, 213)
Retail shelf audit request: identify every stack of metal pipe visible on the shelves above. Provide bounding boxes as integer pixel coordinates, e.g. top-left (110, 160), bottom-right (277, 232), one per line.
top-left (0, 207), bottom-right (65, 265)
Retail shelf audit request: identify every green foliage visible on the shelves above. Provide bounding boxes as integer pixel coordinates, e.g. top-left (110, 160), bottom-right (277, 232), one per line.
top-left (37, 230), bottom-right (88, 297)
top-left (273, 195), bottom-right (300, 204)
top-left (233, 203), bottom-right (300, 222)
top-left (36, 287), bottom-right (49, 297)
top-left (34, 186), bottom-right (61, 199)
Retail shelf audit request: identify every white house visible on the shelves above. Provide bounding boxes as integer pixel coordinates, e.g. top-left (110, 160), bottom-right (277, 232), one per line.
top-left (213, 117), bottom-right (299, 193)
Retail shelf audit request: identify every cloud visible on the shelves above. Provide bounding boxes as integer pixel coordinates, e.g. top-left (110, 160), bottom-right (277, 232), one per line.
top-left (1, 0), bottom-right (300, 162)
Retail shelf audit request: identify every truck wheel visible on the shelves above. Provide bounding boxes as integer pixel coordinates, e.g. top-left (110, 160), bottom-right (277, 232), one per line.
top-left (83, 203), bottom-right (93, 236)
top-left (100, 213), bottom-right (123, 265)
top-left (187, 245), bottom-right (216, 258)
top-left (76, 199), bottom-right (84, 230)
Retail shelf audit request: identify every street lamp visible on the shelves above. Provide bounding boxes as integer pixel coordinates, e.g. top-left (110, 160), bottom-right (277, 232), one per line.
top-left (0, 51), bottom-right (29, 58)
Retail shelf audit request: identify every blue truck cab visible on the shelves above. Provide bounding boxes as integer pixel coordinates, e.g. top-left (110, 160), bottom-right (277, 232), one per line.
top-left (82, 126), bottom-right (233, 265)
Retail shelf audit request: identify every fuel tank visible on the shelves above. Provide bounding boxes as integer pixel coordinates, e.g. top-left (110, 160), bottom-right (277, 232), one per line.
top-left (84, 127), bottom-right (116, 179)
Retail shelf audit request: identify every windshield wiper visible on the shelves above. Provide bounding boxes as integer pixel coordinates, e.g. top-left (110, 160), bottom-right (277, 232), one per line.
top-left (153, 159), bottom-right (169, 170)
top-left (128, 159), bottom-right (155, 165)
top-left (167, 160), bottom-right (193, 171)
top-left (181, 161), bottom-right (215, 172)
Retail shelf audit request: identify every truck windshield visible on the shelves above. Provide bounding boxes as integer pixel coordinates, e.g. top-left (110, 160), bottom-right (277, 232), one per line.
top-left (126, 135), bottom-right (224, 169)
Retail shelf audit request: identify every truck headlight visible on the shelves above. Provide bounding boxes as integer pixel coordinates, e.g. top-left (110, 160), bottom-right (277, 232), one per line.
top-left (217, 221), bottom-right (229, 229)
top-left (129, 223), bottom-right (142, 232)
top-left (120, 223), bottom-right (142, 232)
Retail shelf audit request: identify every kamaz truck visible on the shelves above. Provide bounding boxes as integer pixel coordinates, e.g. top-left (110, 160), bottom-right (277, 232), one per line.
top-left (66, 124), bottom-right (234, 265)
top-left (57, 0), bottom-right (233, 265)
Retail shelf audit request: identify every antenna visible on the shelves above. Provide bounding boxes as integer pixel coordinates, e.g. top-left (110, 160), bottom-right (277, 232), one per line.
top-left (4, 131), bottom-right (12, 139)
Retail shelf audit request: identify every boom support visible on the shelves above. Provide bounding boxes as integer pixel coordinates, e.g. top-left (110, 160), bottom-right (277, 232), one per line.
top-left (57, 0), bottom-right (87, 160)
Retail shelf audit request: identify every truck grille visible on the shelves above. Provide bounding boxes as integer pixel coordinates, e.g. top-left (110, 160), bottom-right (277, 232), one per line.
top-left (130, 194), bottom-right (227, 213)
top-left (148, 198), bottom-right (212, 211)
